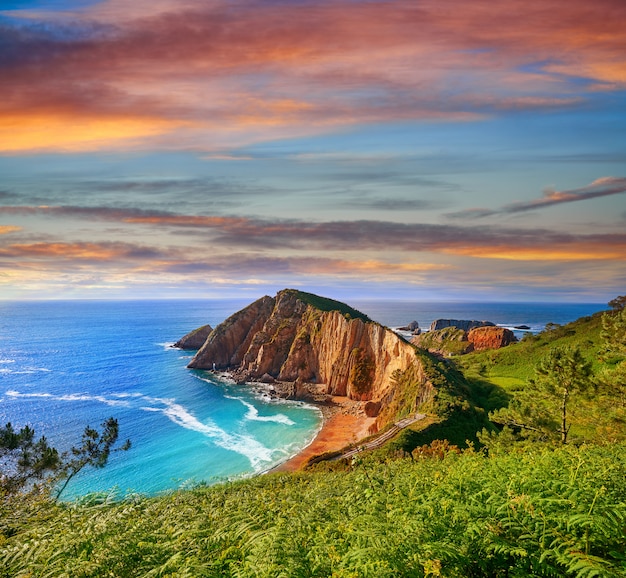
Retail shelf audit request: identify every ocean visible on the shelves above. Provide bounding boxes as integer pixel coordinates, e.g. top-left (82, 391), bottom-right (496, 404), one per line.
top-left (0, 298), bottom-right (605, 499)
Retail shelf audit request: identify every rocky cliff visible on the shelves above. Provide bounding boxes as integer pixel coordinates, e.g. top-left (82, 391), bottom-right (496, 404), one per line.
top-left (186, 289), bottom-right (430, 406)
top-left (430, 319), bottom-right (495, 332)
top-left (468, 326), bottom-right (517, 351)
top-left (413, 325), bottom-right (516, 355)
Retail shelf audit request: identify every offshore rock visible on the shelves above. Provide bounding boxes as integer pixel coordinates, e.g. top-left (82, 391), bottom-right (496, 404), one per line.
top-left (173, 324), bottom-right (213, 350)
top-left (412, 327), bottom-right (473, 357)
top-left (399, 320), bottom-right (420, 332)
top-left (413, 325), bottom-right (517, 355)
top-left (468, 326), bottom-right (517, 351)
top-left (430, 319), bottom-right (495, 332)
top-left (186, 289), bottom-right (429, 403)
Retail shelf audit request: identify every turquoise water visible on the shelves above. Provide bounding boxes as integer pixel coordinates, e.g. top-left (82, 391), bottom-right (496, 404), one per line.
top-left (0, 299), bottom-right (605, 498)
top-left (0, 300), bottom-right (322, 499)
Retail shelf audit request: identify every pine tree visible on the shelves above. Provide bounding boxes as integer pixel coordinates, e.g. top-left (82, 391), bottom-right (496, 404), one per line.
top-left (491, 346), bottom-right (594, 444)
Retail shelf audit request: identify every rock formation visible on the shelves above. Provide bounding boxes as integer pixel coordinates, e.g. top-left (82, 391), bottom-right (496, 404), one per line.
top-left (430, 319), bottom-right (495, 332)
top-left (468, 326), bottom-right (517, 351)
top-left (413, 325), bottom-right (517, 355)
top-left (173, 324), bottom-right (213, 350)
top-left (412, 327), bottom-right (473, 356)
top-left (185, 289), bottom-right (431, 404)
top-left (398, 320), bottom-right (420, 334)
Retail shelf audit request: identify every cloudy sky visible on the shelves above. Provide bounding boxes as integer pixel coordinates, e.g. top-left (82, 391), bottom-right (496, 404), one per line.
top-left (1, 0), bottom-right (625, 301)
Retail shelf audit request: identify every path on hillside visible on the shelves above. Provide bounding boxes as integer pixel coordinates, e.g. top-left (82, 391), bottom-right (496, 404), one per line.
top-left (331, 413), bottom-right (427, 461)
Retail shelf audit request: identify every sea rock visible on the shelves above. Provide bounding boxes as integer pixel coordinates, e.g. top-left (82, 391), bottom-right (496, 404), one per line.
top-left (467, 326), bottom-right (517, 351)
top-left (173, 324), bottom-right (213, 350)
top-left (186, 289), bottom-right (431, 404)
top-left (514, 325), bottom-right (531, 330)
top-left (412, 327), bottom-right (473, 356)
top-left (399, 320), bottom-right (420, 332)
top-left (430, 319), bottom-right (495, 332)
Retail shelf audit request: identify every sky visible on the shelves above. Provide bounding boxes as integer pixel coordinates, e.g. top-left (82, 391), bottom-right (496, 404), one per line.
top-left (0, 0), bottom-right (625, 302)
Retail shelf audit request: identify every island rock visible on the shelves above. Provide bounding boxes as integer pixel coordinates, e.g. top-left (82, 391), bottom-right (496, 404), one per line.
top-left (398, 320), bottom-right (420, 332)
top-left (173, 324), bottom-right (213, 350)
top-left (429, 319), bottom-right (495, 332)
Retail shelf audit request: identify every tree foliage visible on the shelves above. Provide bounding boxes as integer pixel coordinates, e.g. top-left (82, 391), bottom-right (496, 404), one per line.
top-left (0, 418), bottom-right (130, 501)
top-left (601, 306), bottom-right (626, 357)
top-left (491, 346), bottom-right (594, 444)
top-left (0, 424), bottom-right (60, 495)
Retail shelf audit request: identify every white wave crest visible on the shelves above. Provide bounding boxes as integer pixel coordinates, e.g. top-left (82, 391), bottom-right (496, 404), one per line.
top-left (6, 387), bottom-right (285, 471)
top-left (0, 366), bottom-right (51, 375)
top-left (5, 390), bottom-right (131, 407)
top-left (225, 395), bottom-right (295, 425)
top-left (138, 395), bottom-right (275, 469)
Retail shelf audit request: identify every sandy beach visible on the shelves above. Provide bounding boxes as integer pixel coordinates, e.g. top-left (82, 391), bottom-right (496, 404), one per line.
top-left (272, 394), bottom-right (377, 472)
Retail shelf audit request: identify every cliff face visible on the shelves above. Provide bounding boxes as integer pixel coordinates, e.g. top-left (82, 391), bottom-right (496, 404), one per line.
top-left (187, 289), bottom-right (426, 403)
top-left (468, 326), bottom-right (517, 351)
top-left (189, 295), bottom-right (275, 368)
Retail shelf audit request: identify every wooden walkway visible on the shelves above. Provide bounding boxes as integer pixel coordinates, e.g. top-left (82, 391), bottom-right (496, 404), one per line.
top-left (331, 413), bottom-right (427, 461)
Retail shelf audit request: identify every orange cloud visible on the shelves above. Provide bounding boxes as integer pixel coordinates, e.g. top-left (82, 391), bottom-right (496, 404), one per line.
top-left (447, 177), bottom-right (626, 219)
top-left (0, 226), bottom-right (21, 235)
top-left (0, 242), bottom-right (166, 262)
top-left (2, 0), bottom-right (623, 152)
top-left (0, 113), bottom-right (188, 153)
top-left (444, 245), bottom-right (626, 261)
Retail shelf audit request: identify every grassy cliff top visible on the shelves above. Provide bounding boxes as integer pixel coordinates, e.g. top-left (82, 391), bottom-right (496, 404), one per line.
top-left (456, 310), bottom-right (607, 387)
top-left (284, 289), bottom-right (372, 323)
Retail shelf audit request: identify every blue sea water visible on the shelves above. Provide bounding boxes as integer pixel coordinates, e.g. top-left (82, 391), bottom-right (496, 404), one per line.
top-left (0, 298), bottom-right (605, 499)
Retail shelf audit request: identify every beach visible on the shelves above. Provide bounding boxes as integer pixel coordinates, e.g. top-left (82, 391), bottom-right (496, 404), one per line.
top-left (272, 393), bottom-right (377, 472)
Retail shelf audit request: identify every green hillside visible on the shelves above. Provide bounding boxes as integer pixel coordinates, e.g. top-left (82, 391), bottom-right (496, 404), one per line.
top-left (456, 312), bottom-right (606, 387)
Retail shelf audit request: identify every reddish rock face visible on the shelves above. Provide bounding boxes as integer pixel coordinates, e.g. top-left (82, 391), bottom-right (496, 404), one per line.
top-left (188, 295), bottom-right (275, 369)
top-left (467, 326), bottom-right (517, 351)
top-left (186, 289), bottom-right (429, 404)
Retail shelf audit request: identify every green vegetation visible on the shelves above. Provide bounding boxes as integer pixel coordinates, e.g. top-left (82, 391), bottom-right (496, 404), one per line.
top-left (455, 304), bottom-right (626, 446)
top-left (490, 346), bottom-right (594, 444)
top-left (349, 348), bottom-right (375, 395)
top-left (289, 289), bottom-right (372, 323)
top-left (413, 327), bottom-right (471, 356)
top-left (0, 418), bottom-right (130, 502)
top-left (2, 443), bottom-right (625, 577)
top-left (3, 298), bottom-right (626, 577)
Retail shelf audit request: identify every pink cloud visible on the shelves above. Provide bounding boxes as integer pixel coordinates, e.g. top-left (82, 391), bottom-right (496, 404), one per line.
top-left (447, 177), bottom-right (626, 218)
top-left (1, 0), bottom-right (624, 152)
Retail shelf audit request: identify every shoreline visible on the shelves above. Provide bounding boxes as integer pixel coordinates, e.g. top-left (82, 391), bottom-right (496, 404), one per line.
top-left (271, 392), bottom-right (377, 472)
top-left (210, 372), bottom-right (377, 472)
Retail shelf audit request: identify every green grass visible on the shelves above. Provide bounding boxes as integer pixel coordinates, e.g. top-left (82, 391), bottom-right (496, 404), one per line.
top-left (288, 289), bottom-right (373, 323)
top-left (455, 311), bottom-right (606, 388)
top-left (3, 443), bottom-right (625, 577)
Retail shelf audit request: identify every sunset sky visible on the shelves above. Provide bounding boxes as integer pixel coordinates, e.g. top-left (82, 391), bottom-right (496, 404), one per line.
top-left (1, 0), bottom-right (625, 301)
